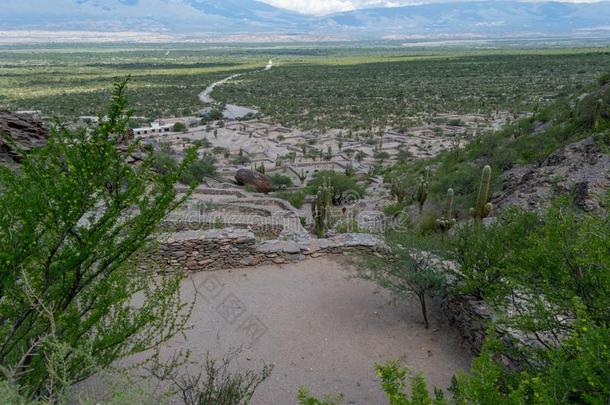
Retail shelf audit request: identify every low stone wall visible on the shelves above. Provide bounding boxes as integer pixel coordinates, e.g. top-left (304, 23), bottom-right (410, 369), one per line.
top-left (441, 294), bottom-right (492, 355)
top-left (155, 228), bottom-right (385, 272)
top-left (442, 293), bottom-right (537, 370)
top-left (162, 220), bottom-right (284, 239)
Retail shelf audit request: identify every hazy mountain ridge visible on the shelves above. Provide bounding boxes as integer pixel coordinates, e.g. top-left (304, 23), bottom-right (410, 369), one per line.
top-left (1, 0), bottom-right (610, 38)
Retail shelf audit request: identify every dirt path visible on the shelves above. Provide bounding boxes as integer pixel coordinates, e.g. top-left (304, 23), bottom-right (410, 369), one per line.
top-left (160, 256), bottom-right (471, 404)
top-left (198, 60), bottom-right (273, 119)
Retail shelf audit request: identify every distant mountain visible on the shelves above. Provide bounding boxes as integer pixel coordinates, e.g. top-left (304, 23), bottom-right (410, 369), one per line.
top-left (0, 0), bottom-right (312, 33)
top-left (1, 0), bottom-right (610, 39)
top-left (323, 1), bottom-right (610, 37)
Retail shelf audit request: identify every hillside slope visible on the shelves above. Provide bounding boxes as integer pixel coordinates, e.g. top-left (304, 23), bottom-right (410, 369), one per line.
top-left (386, 74), bottom-right (610, 217)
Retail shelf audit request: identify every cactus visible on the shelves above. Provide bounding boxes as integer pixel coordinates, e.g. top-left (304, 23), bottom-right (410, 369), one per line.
top-left (470, 165), bottom-right (493, 221)
top-left (593, 98), bottom-right (604, 129)
top-left (391, 177), bottom-right (408, 203)
top-left (298, 169), bottom-right (307, 184)
top-left (312, 177), bottom-right (333, 238)
top-left (437, 188), bottom-right (457, 234)
top-left (255, 163), bottom-right (266, 174)
top-left (415, 167), bottom-right (430, 213)
top-left (344, 163), bottom-right (355, 177)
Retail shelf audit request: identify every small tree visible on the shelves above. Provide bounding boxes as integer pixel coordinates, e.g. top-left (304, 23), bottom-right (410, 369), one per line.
top-left (359, 233), bottom-right (445, 329)
top-left (173, 122), bottom-right (187, 132)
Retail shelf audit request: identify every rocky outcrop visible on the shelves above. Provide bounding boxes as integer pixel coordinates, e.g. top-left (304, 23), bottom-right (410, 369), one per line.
top-left (0, 111), bottom-right (48, 164)
top-left (493, 137), bottom-right (610, 213)
top-left (235, 169), bottom-right (273, 193)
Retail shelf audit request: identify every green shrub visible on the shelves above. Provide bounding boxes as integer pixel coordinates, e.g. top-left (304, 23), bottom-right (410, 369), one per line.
top-left (152, 151), bottom-right (178, 176)
top-left (272, 190), bottom-right (305, 209)
top-left (179, 155), bottom-right (217, 185)
top-left (0, 79), bottom-right (193, 400)
top-left (270, 174), bottom-right (293, 190)
top-left (173, 122), bottom-right (187, 132)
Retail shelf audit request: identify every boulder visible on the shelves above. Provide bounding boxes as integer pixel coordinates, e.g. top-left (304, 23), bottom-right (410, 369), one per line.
top-left (235, 169), bottom-right (273, 193)
top-left (0, 111), bottom-right (48, 164)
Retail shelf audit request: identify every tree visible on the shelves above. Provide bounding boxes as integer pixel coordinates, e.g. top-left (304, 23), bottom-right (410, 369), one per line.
top-left (359, 233), bottom-right (445, 329)
top-left (173, 122), bottom-right (187, 132)
top-left (0, 79), bottom-right (195, 400)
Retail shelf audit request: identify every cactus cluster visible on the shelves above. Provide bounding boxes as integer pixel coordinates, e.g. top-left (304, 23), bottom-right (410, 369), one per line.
top-left (470, 165), bottom-right (493, 221)
top-left (312, 177), bottom-right (333, 238)
top-left (436, 188), bottom-right (457, 234)
top-left (254, 163), bottom-right (266, 174)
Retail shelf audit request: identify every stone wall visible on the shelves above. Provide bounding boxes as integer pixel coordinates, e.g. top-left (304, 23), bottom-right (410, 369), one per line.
top-left (162, 221), bottom-right (284, 239)
top-left (442, 293), bottom-right (537, 370)
top-left (441, 294), bottom-right (492, 355)
top-left (155, 228), bottom-right (385, 272)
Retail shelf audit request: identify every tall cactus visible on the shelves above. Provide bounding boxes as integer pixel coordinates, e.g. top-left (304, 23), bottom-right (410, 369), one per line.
top-left (391, 177), bottom-right (408, 203)
top-left (437, 188), bottom-right (457, 234)
top-left (415, 167), bottom-right (430, 213)
top-left (470, 165), bottom-right (493, 221)
top-left (312, 177), bottom-right (333, 238)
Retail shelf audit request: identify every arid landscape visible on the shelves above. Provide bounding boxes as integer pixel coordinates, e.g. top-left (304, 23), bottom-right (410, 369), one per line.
top-left (0, 1), bottom-right (609, 404)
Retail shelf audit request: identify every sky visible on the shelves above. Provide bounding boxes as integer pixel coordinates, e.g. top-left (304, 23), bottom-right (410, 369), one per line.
top-left (261, 0), bottom-right (601, 14)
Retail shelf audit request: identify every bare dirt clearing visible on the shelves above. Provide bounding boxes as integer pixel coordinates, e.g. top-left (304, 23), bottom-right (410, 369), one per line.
top-left (160, 256), bottom-right (471, 404)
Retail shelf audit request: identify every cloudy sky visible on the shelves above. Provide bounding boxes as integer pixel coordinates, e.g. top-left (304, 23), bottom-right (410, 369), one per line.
top-left (262, 0), bottom-right (600, 14)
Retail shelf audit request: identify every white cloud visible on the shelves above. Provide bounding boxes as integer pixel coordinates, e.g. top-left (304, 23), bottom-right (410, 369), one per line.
top-left (261, 0), bottom-right (604, 15)
top-left (261, 0), bottom-right (413, 15)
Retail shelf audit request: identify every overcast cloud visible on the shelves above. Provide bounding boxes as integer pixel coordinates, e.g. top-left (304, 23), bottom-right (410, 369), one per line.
top-left (261, 0), bottom-right (602, 14)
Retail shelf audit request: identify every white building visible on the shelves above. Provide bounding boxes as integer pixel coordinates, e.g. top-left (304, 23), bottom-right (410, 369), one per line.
top-left (133, 122), bottom-right (173, 136)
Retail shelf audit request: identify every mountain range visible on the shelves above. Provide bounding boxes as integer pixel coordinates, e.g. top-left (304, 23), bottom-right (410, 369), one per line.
top-left (2, 0), bottom-right (610, 39)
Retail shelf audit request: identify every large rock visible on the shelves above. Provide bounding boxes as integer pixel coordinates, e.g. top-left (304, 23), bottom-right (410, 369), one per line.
top-left (493, 137), bottom-right (610, 213)
top-left (235, 169), bottom-right (273, 194)
top-left (0, 111), bottom-right (48, 164)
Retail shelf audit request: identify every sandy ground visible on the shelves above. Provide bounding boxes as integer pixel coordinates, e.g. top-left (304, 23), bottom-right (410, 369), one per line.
top-left (152, 255), bottom-right (471, 404)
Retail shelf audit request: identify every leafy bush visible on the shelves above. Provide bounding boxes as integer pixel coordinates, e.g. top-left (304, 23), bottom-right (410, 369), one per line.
top-left (152, 151), bottom-right (178, 176)
top-left (179, 155), bottom-right (217, 185)
top-left (173, 122), bottom-right (187, 132)
top-left (0, 79), bottom-right (194, 400)
top-left (272, 190), bottom-right (305, 209)
top-left (270, 174), bottom-right (293, 190)
top-left (148, 353), bottom-right (272, 405)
